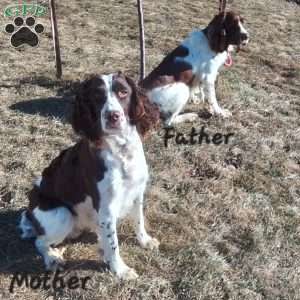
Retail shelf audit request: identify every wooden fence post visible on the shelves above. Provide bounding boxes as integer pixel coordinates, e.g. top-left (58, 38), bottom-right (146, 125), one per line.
top-left (49, 0), bottom-right (62, 79)
top-left (137, 0), bottom-right (145, 81)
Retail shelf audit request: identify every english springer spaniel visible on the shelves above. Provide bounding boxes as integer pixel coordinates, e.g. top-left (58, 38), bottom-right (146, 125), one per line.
top-left (19, 72), bottom-right (160, 280)
top-left (140, 11), bottom-right (249, 126)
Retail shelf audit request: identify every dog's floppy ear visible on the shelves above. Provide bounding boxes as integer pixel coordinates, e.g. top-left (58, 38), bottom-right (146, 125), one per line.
top-left (72, 75), bottom-right (103, 141)
top-left (126, 76), bottom-right (160, 138)
top-left (207, 12), bottom-right (227, 53)
top-left (126, 76), bottom-right (145, 122)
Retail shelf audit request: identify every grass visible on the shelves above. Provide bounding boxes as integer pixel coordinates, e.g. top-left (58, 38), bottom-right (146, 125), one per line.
top-left (0, 0), bottom-right (300, 299)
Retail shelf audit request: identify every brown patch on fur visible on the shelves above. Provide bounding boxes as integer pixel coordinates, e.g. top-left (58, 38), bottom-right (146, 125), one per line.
top-left (205, 11), bottom-right (246, 53)
top-left (72, 74), bottom-right (106, 142)
top-left (28, 140), bottom-right (106, 213)
top-left (136, 89), bottom-right (161, 138)
top-left (126, 76), bottom-right (160, 138)
top-left (72, 73), bottom-right (159, 139)
top-left (27, 73), bottom-right (158, 216)
top-left (140, 45), bottom-right (195, 90)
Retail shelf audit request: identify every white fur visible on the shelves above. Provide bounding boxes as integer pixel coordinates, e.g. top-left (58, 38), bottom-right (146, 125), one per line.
top-left (97, 126), bottom-right (158, 279)
top-left (70, 196), bottom-right (100, 239)
top-left (147, 22), bottom-right (249, 124)
top-left (239, 21), bottom-right (249, 40)
top-left (19, 74), bottom-right (159, 280)
top-left (101, 74), bottom-right (127, 133)
top-left (148, 82), bottom-right (190, 126)
top-left (28, 196), bottom-right (99, 270)
top-left (33, 206), bottom-right (74, 269)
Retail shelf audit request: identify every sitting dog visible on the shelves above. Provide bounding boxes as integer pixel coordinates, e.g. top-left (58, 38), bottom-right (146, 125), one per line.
top-left (19, 72), bottom-right (160, 280)
top-left (140, 11), bottom-right (249, 126)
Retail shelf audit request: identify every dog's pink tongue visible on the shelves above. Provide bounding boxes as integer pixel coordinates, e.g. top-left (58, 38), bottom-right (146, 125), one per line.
top-left (225, 52), bottom-right (233, 67)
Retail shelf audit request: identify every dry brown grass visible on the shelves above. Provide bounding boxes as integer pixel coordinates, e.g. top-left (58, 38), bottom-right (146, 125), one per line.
top-left (0, 0), bottom-right (300, 299)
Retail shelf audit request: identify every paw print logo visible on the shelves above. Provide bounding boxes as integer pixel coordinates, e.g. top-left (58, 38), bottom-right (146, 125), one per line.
top-left (5, 16), bottom-right (44, 48)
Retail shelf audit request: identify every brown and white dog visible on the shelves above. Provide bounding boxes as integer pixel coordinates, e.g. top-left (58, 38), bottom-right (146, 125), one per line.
top-left (140, 11), bottom-right (249, 126)
top-left (19, 73), bottom-right (160, 280)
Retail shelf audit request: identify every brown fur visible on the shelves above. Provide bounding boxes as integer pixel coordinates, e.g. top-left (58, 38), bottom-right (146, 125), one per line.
top-left (28, 140), bottom-right (106, 214)
top-left (140, 46), bottom-right (195, 90)
top-left (126, 76), bottom-right (160, 137)
top-left (206, 11), bottom-right (245, 53)
top-left (140, 11), bottom-right (246, 93)
top-left (135, 89), bottom-right (161, 138)
top-left (27, 73), bottom-right (159, 215)
top-left (72, 73), bottom-right (160, 140)
top-left (72, 74), bottom-right (106, 142)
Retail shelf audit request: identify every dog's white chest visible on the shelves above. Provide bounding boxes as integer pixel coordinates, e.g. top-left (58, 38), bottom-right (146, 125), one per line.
top-left (118, 147), bottom-right (148, 218)
top-left (98, 133), bottom-right (148, 219)
top-left (180, 31), bottom-right (228, 80)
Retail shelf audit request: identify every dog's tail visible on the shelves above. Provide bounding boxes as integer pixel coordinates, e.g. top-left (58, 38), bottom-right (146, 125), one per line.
top-left (19, 210), bottom-right (37, 239)
top-left (18, 177), bottom-right (42, 239)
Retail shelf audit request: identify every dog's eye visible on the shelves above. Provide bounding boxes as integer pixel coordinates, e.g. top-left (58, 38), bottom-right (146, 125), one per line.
top-left (118, 90), bottom-right (128, 99)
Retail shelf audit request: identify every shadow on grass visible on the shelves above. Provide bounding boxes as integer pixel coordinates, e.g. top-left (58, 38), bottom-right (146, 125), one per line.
top-left (8, 75), bottom-right (81, 122)
top-left (64, 260), bottom-right (108, 272)
top-left (9, 96), bottom-right (74, 123)
top-left (1, 75), bottom-right (78, 95)
top-left (0, 209), bottom-right (105, 275)
top-left (0, 209), bottom-right (42, 275)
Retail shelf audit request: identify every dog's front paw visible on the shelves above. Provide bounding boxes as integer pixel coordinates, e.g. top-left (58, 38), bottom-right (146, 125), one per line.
top-left (144, 237), bottom-right (160, 250)
top-left (210, 106), bottom-right (232, 118)
top-left (219, 109), bottom-right (232, 118)
top-left (116, 265), bottom-right (139, 281)
top-left (139, 235), bottom-right (160, 250)
top-left (45, 247), bottom-right (66, 271)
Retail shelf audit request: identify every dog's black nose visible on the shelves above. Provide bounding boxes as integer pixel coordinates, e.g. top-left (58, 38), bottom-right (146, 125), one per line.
top-left (107, 111), bottom-right (121, 122)
top-left (240, 33), bottom-right (249, 41)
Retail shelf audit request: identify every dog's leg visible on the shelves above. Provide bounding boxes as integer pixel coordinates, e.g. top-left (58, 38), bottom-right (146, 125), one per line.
top-left (131, 193), bottom-right (159, 250)
top-left (33, 207), bottom-right (74, 270)
top-left (99, 207), bottom-right (138, 280)
top-left (35, 238), bottom-right (66, 271)
top-left (203, 80), bottom-right (231, 117)
top-left (96, 231), bottom-right (104, 257)
top-left (165, 105), bottom-right (188, 127)
top-left (164, 87), bottom-right (191, 126)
